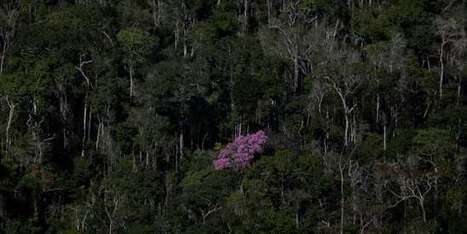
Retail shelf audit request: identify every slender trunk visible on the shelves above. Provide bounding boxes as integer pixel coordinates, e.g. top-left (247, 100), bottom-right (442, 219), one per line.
top-left (109, 220), bottom-right (113, 234)
top-left (339, 158), bottom-right (345, 234)
top-left (151, 0), bottom-right (160, 28)
top-left (351, 114), bottom-right (357, 144)
top-left (403, 200), bottom-right (407, 233)
top-left (420, 198), bottom-right (426, 223)
top-left (383, 124), bottom-right (387, 151)
top-left (455, 77), bottom-right (462, 149)
top-left (158, 0), bottom-right (162, 25)
top-left (146, 151), bottom-right (150, 168)
top-left (280, 178), bottom-right (285, 204)
top-left (376, 94), bottom-right (380, 122)
top-left (154, 142), bottom-right (158, 169)
top-left (139, 151), bottom-right (143, 167)
top-left (330, 81), bottom-right (351, 147)
top-left (439, 40), bottom-right (445, 99)
top-left (5, 98), bottom-right (15, 154)
top-left (243, 0), bottom-right (249, 33)
top-left (330, 19), bottom-right (339, 51)
top-left (88, 109), bottom-right (92, 142)
top-left (32, 99), bottom-right (41, 163)
top-left (201, 133), bottom-right (207, 151)
top-left (175, 18), bottom-right (179, 49)
top-left (352, 188), bottom-right (357, 225)
top-left (175, 143), bottom-right (179, 173)
top-left (324, 110), bottom-right (330, 155)
top-left (267, 0), bottom-right (272, 26)
top-left (393, 106), bottom-right (398, 138)
top-left (0, 52), bottom-right (5, 74)
top-left (164, 172), bottom-right (171, 211)
top-left (129, 65), bottom-right (134, 99)
top-left (344, 113), bottom-right (349, 147)
top-left (228, 46), bottom-right (236, 128)
top-left (183, 21), bottom-right (188, 58)
top-left (294, 54), bottom-right (299, 93)
top-left (456, 76), bottom-right (461, 107)
top-left (240, 179), bottom-right (245, 216)
top-left (179, 130), bottom-right (184, 164)
top-left (82, 94), bottom-right (87, 158)
top-left (0, 41), bottom-right (7, 74)
top-left (58, 80), bottom-right (69, 151)
top-left (33, 193), bottom-right (39, 222)
top-left (295, 201), bottom-right (300, 230)
top-left (96, 121), bottom-right (102, 152)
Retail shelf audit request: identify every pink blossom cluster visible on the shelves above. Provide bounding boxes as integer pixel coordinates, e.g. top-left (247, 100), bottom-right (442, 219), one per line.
top-left (214, 130), bottom-right (268, 170)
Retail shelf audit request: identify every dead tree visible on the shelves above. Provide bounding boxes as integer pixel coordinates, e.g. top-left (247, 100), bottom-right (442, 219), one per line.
top-left (75, 54), bottom-right (94, 158)
top-left (267, 0), bottom-right (318, 94)
top-left (0, 2), bottom-right (18, 74)
top-left (436, 17), bottom-right (466, 99)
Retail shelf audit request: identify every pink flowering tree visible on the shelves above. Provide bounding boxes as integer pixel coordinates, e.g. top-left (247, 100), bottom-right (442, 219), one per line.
top-left (213, 130), bottom-right (268, 170)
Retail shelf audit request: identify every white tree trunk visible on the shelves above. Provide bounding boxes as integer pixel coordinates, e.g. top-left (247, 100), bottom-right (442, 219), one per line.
top-left (82, 95), bottom-right (87, 158)
top-left (339, 158), bottom-right (345, 234)
top-left (439, 40), bottom-right (445, 99)
top-left (0, 37), bottom-right (8, 74)
top-left (5, 97), bottom-right (15, 154)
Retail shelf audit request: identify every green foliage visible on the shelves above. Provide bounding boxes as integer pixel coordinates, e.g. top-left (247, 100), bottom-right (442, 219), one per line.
top-left (0, 0), bottom-right (466, 233)
top-left (412, 128), bottom-right (455, 158)
top-left (117, 27), bottom-right (155, 65)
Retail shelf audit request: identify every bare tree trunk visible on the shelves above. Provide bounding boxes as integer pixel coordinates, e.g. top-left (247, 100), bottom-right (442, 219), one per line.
top-left (439, 39), bottom-right (446, 99)
top-left (60, 91), bottom-right (68, 150)
top-left (383, 124), bottom-right (387, 151)
top-left (96, 120), bottom-right (102, 152)
top-left (75, 56), bottom-right (93, 157)
top-left (150, 0), bottom-right (161, 28)
top-left (456, 76), bottom-right (462, 149)
top-left (183, 17), bottom-right (188, 58)
top-left (349, 164), bottom-right (358, 225)
top-left (294, 54), bottom-right (299, 93)
top-left (376, 94), bottom-right (380, 122)
top-left (0, 42), bottom-right (6, 74)
top-left (267, 0), bottom-right (272, 26)
top-left (88, 109), bottom-right (92, 142)
top-left (419, 198), bottom-right (426, 223)
top-left (243, 0), bottom-right (249, 33)
top-left (31, 99), bottom-right (41, 163)
top-left (344, 113), bottom-right (350, 147)
top-left (5, 97), bottom-right (15, 154)
top-left (456, 76), bottom-right (461, 107)
top-left (326, 77), bottom-right (355, 147)
top-left (339, 158), bottom-right (345, 234)
top-left (179, 131), bottom-right (184, 163)
top-left (146, 151), bottom-right (150, 168)
top-left (82, 94), bottom-right (87, 158)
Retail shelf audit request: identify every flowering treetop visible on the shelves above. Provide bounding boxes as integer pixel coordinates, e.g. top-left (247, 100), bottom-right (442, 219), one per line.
top-left (213, 130), bottom-right (268, 170)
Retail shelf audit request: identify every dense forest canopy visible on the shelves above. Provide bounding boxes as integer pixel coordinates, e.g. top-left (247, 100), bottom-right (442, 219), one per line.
top-left (0, 0), bottom-right (466, 233)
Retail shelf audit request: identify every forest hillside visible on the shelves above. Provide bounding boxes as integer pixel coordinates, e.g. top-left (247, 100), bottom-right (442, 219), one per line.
top-left (0, 0), bottom-right (467, 233)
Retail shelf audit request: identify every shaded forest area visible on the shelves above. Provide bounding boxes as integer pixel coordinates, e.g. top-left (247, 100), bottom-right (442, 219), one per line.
top-left (1, 0), bottom-right (467, 233)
